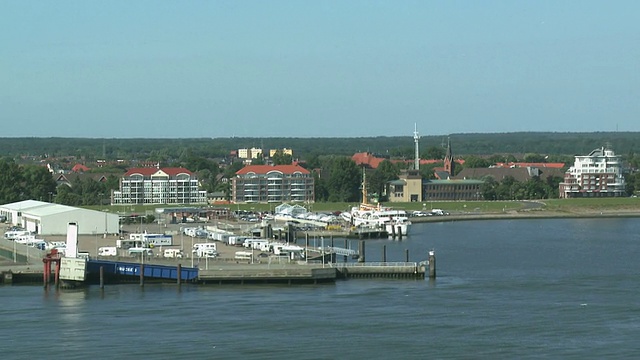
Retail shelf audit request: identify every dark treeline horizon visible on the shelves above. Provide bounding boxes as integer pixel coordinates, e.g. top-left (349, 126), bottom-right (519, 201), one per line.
top-left (2, 131), bottom-right (640, 160)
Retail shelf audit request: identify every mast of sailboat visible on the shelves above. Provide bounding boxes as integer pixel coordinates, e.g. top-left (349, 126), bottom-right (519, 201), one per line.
top-left (361, 167), bottom-right (368, 205)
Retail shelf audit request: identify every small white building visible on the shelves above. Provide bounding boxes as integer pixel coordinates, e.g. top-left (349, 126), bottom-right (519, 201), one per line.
top-left (0, 200), bottom-right (120, 235)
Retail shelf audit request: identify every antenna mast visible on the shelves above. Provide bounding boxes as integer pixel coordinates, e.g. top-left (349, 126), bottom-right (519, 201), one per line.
top-left (413, 124), bottom-right (420, 170)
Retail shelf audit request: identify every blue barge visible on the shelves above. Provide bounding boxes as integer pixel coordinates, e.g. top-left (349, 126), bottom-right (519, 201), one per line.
top-left (86, 260), bottom-right (198, 283)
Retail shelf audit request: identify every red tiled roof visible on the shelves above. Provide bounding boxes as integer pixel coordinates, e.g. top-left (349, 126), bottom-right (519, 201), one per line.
top-left (236, 164), bottom-right (310, 175)
top-left (71, 164), bottom-right (90, 172)
top-left (123, 167), bottom-right (193, 177)
top-left (161, 167), bottom-right (194, 176)
top-left (351, 152), bottom-right (385, 169)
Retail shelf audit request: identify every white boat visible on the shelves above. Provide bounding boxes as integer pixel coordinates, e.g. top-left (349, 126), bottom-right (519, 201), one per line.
top-left (343, 170), bottom-right (411, 235)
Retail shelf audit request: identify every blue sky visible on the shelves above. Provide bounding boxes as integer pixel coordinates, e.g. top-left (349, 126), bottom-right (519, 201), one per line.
top-left (2, 1), bottom-right (639, 138)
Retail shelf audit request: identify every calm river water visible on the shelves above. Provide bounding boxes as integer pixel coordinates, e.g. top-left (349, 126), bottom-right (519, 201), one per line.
top-left (1, 218), bottom-right (639, 359)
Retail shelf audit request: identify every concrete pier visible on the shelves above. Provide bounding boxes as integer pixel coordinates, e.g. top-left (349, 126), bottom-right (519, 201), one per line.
top-left (198, 265), bottom-right (337, 284)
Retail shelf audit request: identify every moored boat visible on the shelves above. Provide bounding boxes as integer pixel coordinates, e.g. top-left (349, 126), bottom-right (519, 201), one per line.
top-left (343, 170), bottom-right (412, 235)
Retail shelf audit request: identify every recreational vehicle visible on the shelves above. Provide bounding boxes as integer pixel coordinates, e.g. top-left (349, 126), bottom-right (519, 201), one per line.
top-left (163, 248), bottom-right (184, 258)
top-left (98, 247), bottom-right (118, 257)
top-left (116, 239), bottom-right (144, 250)
top-left (193, 243), bottom-right (217, 258)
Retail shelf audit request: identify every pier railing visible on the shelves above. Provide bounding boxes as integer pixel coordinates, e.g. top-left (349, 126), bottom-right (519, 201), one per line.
top-left (327, 261), bottom-right (420, 268)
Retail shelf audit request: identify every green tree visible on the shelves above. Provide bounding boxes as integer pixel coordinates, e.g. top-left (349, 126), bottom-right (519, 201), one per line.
top-left (326, 157), bottom-right (361, 202)
top-left (367, 160), bottom-right (400, 202)
top-left (480, 176), bottom-right (498, 200)
top-left (487, 154), bottom-right (518, 164)
top-left (419, 162), bottom-right (441, 180)
top-left (272, 150), bottom-right (293, 165)
top-left (0, 158), bottom-right (24, 203)
top-left (223, 162), bottom-right (245, 179)
top-left (523, 153), bottom-right (547, 163)
top-left (313, 172), bottom-right (329, 202)
top-left (251, 154), bottom-right (266, 165)
top-left (303, 153), bottom-right (322, 170)
top-left (423, 146), bottom-right (445, 160)
top-left (55, 184), bottom-right (82, 206)
top-left (389, 147), bottom-right (413, 159)
top-left (215, 181), bottom-right (232, 202)
top-left (463, 155), bottom-right (490, 168)
top-left (22, 164), bottom-right (58, 201)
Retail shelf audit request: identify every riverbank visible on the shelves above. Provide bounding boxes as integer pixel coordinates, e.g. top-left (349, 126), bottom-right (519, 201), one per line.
top-left (411, 207), bottom-right (640, 223)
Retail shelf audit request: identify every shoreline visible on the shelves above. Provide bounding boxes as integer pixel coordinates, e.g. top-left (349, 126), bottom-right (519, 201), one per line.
top-left (409, 209), bottom-right (640, 223)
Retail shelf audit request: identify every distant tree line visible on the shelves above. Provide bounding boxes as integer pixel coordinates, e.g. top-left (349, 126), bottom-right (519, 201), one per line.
top-left (4, 132), bottom-right (640, 161)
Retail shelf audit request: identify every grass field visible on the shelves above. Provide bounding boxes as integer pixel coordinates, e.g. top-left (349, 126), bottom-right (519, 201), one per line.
top-left (91, 197), bottom-right (640, 216)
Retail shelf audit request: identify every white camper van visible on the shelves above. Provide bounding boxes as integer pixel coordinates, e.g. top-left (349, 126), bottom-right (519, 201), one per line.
top-left (98, 246), bottom-right (117, 257)
top-left (193, 243), bottom-right (217, 258)
top-left (163, 248), bottom-right (184, 258)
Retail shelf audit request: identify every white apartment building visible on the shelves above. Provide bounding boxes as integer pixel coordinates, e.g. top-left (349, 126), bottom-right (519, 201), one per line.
top-left (232, 164), bottom-right (314, 203)
top-left (559, 146), bottom-right (626, 198)
top-left (111, 167), bottom-right (207, 205)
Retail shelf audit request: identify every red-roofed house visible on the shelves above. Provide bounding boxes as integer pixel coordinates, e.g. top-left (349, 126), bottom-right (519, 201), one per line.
top-left (351, 152), bottom-right (385, 169)
top-left (71, 164), bottom-right (91, 173)
top-left (111, 167), bottom-right (207, 205)
top-left (233, 165), bottom-right (314, 203)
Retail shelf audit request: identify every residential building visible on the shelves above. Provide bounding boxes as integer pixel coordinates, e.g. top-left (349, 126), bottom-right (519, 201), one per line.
top-left (269, 148), bottom-right (293, 157)
top-left (54, 172), bottom-right (109, 188)
top-left (238, 148), bottom-right (263, 159)
top-left (559, 146), bottom-right (626, 198)
top-left (232, 164), bottom-right (314, 203)
top-left (111, 167), bottom-right (207, 205)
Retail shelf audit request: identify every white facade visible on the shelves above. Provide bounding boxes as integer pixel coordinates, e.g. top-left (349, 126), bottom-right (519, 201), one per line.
top-left (21, 204), bottom-right (120, 235)
top-left (0, 200), bottom-right (50, 226)
top-left (559, 146), bottom-right (626, 198)
top-left (0, 201), bottom-right (120, 235)
top-left (112, 167), bottom-right (207, 205)
top-left (232, 165), bottom-right (314, 203)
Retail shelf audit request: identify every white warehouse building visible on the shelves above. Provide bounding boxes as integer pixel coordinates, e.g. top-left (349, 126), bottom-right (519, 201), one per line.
top-left (0, 200), bottom-right (119, 235)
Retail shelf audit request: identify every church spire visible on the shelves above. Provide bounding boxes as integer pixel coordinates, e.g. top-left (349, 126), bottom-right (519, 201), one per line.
top-left (444, 137), bottom-right (454, 176)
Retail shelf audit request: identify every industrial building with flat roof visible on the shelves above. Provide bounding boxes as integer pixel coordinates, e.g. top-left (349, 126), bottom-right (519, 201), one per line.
top-left (0, 200), bottom-right (119, 235)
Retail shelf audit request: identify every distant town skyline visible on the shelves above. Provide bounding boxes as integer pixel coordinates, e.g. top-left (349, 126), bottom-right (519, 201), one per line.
top-left (2, 1), bottom-right (639, 138)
